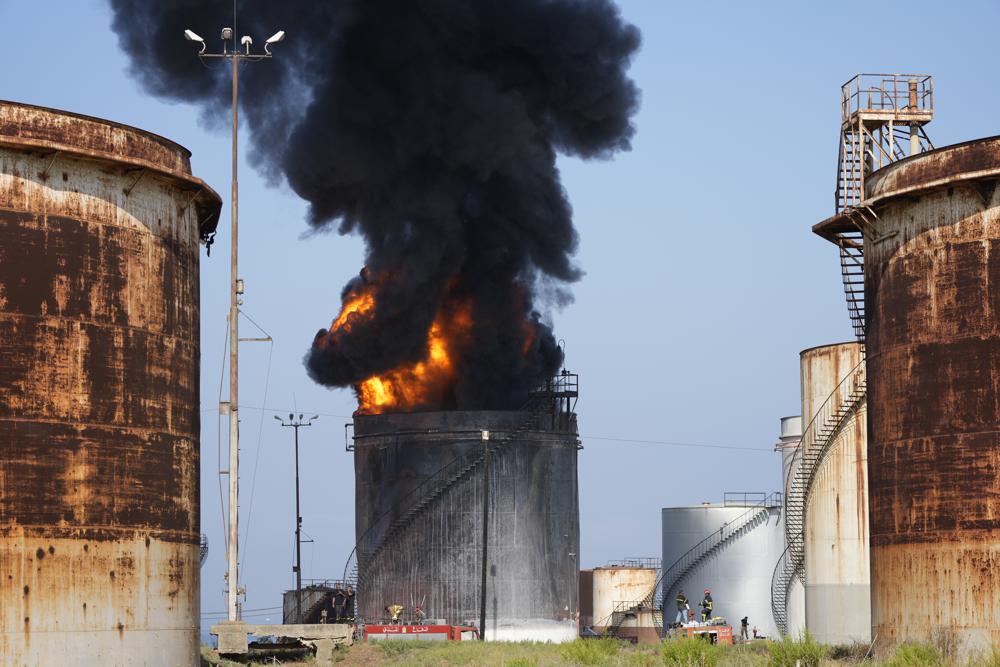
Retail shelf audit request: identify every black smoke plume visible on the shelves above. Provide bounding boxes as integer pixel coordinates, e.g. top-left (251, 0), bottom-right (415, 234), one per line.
top-left (109, 0), bottom-right (640, 411)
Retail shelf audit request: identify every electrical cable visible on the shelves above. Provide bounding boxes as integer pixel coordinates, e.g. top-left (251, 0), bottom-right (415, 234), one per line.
top-left (238, 308), bottom-right (275, 579)
top-left (217, 315), bottom-right (230, 555)
top-left (583, 436), bottom-right (772, 452)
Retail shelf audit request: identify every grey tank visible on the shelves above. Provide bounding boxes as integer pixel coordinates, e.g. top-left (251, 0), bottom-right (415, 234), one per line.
top-left (352, 410), bottom-right (580, 641)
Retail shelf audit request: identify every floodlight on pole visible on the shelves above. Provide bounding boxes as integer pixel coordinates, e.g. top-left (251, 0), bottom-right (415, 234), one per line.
top-left (184, 22), bottom-right (285, 624)
top-left (183, 29), bottom-right (206, 53)
top-left (264, 30), bottom-right (285, 54)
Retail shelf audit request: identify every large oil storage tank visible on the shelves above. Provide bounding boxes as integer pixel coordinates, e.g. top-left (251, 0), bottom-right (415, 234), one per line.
top-left (591, 560), bottom-right (658, 643)
top-left (661, 494), bottom-right (785, 639)
top-left (816, 136), bottom-right (1000, 650)
top-left (352, 406), bottom-right (580, 642)
top-left (800, 343), bottom-right (870, 644)
top-left (0, 102), bottom-right (220, 664)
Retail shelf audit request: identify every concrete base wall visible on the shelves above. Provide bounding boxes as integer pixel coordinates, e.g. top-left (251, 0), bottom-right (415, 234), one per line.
top-left (805, 583), bottom-right (871, 645)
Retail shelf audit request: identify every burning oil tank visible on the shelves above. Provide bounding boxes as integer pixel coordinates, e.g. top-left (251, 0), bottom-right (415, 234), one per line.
top-left (817, 137), bottom-right (1000, 650)
top-left (800, 343), bottom-right (870, 645)
top-left (351, 383), bottom-right (580, 642)
top-left (0, 102), bottom-right (220, 664)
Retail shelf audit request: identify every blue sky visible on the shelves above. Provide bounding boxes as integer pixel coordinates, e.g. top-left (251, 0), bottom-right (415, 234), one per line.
top-left (6, 0), bottom-right (1000, 631)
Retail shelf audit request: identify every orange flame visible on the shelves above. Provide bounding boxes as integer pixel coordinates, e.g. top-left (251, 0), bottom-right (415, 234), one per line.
top-left (357, 303), bottom-right (472, 413)
top-left (325, 280), bottom-right (475, 414)
top-left (332, 291), bottom-right (375, 332)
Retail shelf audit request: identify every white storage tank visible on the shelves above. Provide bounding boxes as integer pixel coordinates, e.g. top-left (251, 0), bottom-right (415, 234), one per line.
top-left (661, 494), bottom-right (784, 639)
top-left (800, 343), bottom-right (871, 644)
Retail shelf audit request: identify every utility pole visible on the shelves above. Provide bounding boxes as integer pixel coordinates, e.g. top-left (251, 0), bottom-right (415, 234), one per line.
top-left (184, 23), bottom-right (286, 623)
top-left (276, 414), bottom-right (319, 624)
top-left (479, 430), bottom-right (490, 640)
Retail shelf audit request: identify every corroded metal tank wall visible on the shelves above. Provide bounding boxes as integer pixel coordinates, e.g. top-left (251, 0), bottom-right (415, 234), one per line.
top-left (0, 102), bottom-right (220, 664)
top-left (353, 410), bottom-right (580, 642)
top-left (662, 502), bottom-right (785, 638)
top-left (591, 566), bottom-right (657, 629)
top-left (579, 569), bottom-right (594, 629)
top-left (800, 343), bottom-right (870, 644)
top-left (862, 138), bottom-right (1000, 651)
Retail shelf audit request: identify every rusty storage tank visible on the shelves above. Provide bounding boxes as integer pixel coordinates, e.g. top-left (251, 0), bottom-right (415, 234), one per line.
top-left (0, 102), bottom-right (220, 664)
top-left (591, 560), bottom-right (658, 642)
top-left (800, 343), bottom-right (870, 644)
top-left (579, 569), bottom-right (594, 630)
top-left (816, 137), bottom-right (1000, 651)
top-left (352, 407), bottom-right (580, 642)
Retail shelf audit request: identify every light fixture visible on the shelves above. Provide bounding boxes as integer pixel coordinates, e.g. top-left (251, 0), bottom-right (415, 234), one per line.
top-left (264, 30), bottom-right (285, 54)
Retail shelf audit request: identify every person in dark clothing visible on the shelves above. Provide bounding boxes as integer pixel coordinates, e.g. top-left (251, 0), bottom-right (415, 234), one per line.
top-left (675, 590), bottom-right (690, 625)
top-left (700, 589), bottom-right (713, 622)
top-left (740, 616), bottom-right (749, 641)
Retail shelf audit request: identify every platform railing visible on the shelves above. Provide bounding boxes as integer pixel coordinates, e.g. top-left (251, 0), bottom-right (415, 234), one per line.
top-left (841, 73), bottom-right (933, 120)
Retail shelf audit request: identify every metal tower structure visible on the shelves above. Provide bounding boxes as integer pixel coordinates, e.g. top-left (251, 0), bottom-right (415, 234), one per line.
top-left (820, 74), bottom-right (934, 341)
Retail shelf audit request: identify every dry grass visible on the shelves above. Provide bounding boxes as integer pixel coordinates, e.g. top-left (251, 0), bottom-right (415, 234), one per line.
top-left (201, 638), bottom-right (1000, 667)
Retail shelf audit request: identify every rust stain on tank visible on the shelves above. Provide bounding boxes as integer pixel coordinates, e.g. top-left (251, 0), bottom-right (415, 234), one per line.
top-left (0, 101), bottom-right (221, 665)
top-left (851, 137), bottom-right (1000, 650)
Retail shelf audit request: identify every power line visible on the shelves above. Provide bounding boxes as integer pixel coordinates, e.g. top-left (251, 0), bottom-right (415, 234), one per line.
top-left (582, 435), bottom-right (772, 453)
top-left (202, 405), bottom-right (353, 420)
top-left (201, 605), bottom-right (282, 617)
top-left (199, 405), bottom-right (773, 453)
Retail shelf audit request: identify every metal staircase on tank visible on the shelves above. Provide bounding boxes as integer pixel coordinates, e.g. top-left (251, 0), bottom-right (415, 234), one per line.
top-left (604, 493), bottom-right (782, 640)
top-left (770, 360), bottom-right (866, 635)
top-left (828, 74), bottom-right (934, 342)
top-left (341, 371), bottom-right (579, 625)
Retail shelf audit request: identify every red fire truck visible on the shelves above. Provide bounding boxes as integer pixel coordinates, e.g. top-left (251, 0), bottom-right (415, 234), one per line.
top-left (362, 624), bottom-right (480, 642)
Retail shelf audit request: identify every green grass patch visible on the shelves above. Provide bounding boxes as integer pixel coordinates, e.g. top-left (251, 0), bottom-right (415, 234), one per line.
top-left (765, 632), bottom-right (826, 667)
top-left (659, 637), bottom-right (727, 667)
top-left (559, 638), bottom-right (627, 665)
top-left (882, 643), bottom-right (941, 667)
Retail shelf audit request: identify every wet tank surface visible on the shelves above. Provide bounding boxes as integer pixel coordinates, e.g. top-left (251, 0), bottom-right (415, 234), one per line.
top-left (352, 410), bottom-right (580, 642)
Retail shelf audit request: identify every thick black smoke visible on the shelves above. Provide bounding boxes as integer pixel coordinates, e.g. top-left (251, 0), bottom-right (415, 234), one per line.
top-left (110, 0), bottom-right (640, 410)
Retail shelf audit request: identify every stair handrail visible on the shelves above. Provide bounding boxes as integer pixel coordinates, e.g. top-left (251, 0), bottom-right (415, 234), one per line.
top-left (772, 357), bottom-right (866, 634)
top-left (783, 358), bottom-right (866, 541)
top-left (770, 541), bottom-right (803, 633)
